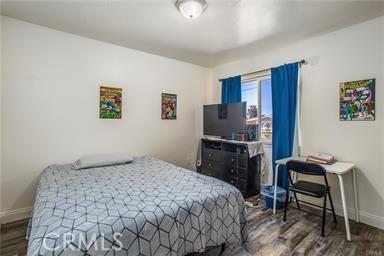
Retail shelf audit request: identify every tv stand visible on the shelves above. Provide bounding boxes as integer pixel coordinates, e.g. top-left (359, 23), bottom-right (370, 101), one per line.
top-left (199, 138), bottom-right (262, 197)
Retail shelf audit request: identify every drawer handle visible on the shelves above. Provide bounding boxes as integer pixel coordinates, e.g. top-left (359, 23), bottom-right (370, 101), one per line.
top-left (230, 169), bottom-right (235, 173)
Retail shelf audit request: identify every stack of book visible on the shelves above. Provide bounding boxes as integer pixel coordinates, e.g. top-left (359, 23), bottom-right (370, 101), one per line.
top-left (307, 152), bottom-right (335, 165)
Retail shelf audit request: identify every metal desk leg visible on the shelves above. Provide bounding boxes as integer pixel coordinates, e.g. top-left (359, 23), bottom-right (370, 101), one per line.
top-left (273, 164), bottom-right (280, 214)
top-left (352, 168), bottom-right (360, 222)
top-left (338, 174), bottom-right (352, 241)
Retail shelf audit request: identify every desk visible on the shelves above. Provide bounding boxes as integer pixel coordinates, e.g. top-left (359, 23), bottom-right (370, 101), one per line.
top-left (273, 156), bottom-right (359, 241)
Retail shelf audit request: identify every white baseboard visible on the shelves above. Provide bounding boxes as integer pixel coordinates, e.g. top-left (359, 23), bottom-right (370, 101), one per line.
top-left (296, 197), bottom-right (384, 230)
top-left (0, 206), bottom-right (32, 224)
top-left (358, 211), bottom-right (384, 230)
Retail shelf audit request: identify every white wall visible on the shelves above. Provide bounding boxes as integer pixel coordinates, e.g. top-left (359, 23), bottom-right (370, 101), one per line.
top-left (1, 16), bottom-right (210, 222)
top-left (211, 17), bottom-right (384, 228)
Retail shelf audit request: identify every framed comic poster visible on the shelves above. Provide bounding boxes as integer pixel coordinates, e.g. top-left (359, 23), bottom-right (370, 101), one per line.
top-left (161, 93), bottom-right (177, 120)
top-left (339, 79), bottom-right (375, 121)
top-left (100, 86), bottom-right (122, 119)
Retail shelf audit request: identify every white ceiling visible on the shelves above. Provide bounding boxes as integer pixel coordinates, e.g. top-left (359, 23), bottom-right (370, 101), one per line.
top-left (2, 0), bottom-right (384, 67)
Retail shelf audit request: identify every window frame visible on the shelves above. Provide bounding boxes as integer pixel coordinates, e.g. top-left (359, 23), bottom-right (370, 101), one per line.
top-left (241, 74), bottom-right (272, 144)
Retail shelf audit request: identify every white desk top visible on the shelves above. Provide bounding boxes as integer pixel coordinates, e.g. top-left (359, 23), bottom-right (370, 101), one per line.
top-left (275, 156), bottom-right (355, 175)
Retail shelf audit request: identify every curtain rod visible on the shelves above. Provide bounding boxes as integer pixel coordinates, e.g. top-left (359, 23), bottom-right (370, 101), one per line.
top-left (218, 59), bottom-right (306, 82)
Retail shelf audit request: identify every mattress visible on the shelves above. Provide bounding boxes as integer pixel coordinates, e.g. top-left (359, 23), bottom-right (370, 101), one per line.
top-left (27, 156), bottom-right (248, 255)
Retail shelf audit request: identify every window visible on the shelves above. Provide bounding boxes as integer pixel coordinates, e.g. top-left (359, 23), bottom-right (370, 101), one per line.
top-left (241, 77), bottom-right (272, 143)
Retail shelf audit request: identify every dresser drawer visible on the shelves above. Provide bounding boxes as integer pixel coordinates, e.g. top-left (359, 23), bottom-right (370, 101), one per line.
top-left (203, 148), bottom-right (222, 162)
top-left (224, 154), bottom-right (238, 167)
top-left (223, 177), bottom-right (246, 193)
top-left (237, 179), bottom-right (248, 192)
top-left (223, 154), bottom-right (248, 168)
top-left (201, 160), bottom-right (223, 178)
top-left (201, 169), bottom-right (219, 178)
top-left (225, 167), bottom-right (237, 178)
top-left (201, 169), bottom-right (217, 178)
top-left (238, 167), bottom-right (247, 180)
top-left (202, 160), bottom-right (221, 170)
top-left (238, 157), bottom-right (248, 169)
top-left (224, 177), bottom-right (238, 187)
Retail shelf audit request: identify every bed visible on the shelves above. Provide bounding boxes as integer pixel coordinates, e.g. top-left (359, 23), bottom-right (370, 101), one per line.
top-left (27, 156), bottom-right (248, 255)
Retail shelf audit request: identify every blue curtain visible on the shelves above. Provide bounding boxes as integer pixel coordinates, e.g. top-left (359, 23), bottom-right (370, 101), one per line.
top-left (221, 76), bottom-right (241, 103)
top-left (271, 62), bottom-right (299, 189)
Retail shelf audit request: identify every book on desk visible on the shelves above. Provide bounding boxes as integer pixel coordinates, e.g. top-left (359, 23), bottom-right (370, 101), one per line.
top-left (307, 152), bottom-right (335, 165)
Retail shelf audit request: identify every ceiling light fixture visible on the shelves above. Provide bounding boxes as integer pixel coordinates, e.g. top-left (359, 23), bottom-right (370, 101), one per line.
top-left (175, 0), bottom-right (207, 19)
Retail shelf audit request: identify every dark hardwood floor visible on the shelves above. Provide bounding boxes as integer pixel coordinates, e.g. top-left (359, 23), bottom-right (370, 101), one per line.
top-left (1, 196), bottom-right (383, 256)
top-left (1, 218), bottom-right (29, 256)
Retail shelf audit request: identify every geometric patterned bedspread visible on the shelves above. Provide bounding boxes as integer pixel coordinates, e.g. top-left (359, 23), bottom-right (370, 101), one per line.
top-left (27, 156), bottom-right (248, 256)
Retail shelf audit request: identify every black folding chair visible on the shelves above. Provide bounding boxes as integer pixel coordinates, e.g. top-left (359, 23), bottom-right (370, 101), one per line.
top-left (284, 160), bottom-right (337, 237)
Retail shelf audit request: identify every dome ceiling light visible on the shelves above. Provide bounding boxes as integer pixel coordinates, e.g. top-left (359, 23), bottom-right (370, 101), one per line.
top-left (175, 0), bottom-right (207, 19)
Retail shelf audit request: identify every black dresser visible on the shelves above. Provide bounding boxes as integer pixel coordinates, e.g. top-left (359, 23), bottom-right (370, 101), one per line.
top-left (199, 138), bottom-right (261, 197)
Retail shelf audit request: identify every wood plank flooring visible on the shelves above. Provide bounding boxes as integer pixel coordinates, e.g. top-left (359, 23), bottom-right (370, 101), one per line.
top-left (1, 196), bottom-right (383, 256)
top-left (1, 218), bottom-right (29, 256)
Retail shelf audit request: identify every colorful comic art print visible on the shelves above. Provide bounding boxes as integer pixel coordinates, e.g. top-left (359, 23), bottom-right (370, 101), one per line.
top-left (161, 93), bottom-right (177, 120)
top-left (339, 79), bottom-right (375, 121)
top-left (100, 86), bottom-right (122, 119)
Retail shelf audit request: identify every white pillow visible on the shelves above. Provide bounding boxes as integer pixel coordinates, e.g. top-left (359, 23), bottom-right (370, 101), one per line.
top-left (73, 154), bottom-right (133, 170)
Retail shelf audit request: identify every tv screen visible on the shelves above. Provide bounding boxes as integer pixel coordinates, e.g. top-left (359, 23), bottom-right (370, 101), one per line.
top-left (203, 102), bottom-right (246, 137)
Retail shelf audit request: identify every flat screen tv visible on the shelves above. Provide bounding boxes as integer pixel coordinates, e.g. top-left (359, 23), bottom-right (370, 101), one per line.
top-left (203, 102), bottom-right (246, 137)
